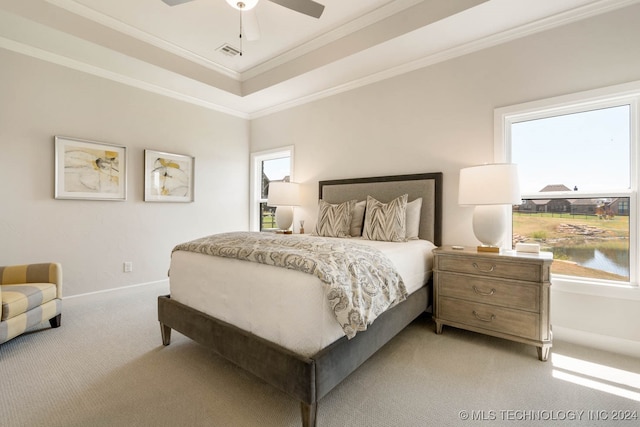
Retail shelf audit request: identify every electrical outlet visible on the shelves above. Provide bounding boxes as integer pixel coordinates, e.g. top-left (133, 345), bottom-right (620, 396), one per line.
top-left (123, 261), bottom-right (133, 273)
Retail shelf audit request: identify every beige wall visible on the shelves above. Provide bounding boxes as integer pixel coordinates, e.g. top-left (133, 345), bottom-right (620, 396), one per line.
top-left (0, 49), bottom-right (249, 296)
top-left (251, 4), bottom-right (640, 355)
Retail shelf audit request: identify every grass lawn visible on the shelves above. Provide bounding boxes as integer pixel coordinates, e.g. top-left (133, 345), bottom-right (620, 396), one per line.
top-left (513, 212), bottom-right (628, 242)
top-left (513, 212), bottom-right (629, 281)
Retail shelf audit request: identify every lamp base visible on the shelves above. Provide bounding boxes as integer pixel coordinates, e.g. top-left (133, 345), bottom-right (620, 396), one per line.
top-left (477, 245), bottom-right (500, 253)
top-left (472, 205), bottom-right (508, 248)
top-left (275, 206), bottom-right (294, 232)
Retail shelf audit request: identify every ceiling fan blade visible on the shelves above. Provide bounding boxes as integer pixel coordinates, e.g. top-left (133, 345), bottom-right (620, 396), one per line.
top-left (268, 0), bottom-right (325, 19)
top-left (161, 0), bottom-right (195, 6)
top-left (243, 9), bottom-right (261, 41)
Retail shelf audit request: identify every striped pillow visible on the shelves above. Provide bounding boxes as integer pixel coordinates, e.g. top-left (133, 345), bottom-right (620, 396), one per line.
top-left (362, 194), bottom-right (408, 242)
top-left (313, 199), bottom-right (356, 237)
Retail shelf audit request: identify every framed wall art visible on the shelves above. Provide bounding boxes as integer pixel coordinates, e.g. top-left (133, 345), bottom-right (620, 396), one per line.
top-left (144, 149), bottom-right (194, 202)
top-left (54, 136), bottom-right (127, 201)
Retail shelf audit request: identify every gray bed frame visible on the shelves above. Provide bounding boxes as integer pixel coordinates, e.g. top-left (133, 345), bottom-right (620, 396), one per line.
top-left (158, 172), bottom-right (443, 427)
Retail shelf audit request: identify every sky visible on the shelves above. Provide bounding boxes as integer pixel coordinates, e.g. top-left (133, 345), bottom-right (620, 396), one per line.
top-left (511, 105), bottom-right (630, 194)
top-left (263, 156), bottom-right (290, 181)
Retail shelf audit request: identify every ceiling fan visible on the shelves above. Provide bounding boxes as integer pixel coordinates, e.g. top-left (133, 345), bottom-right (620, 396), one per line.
top-left (161, 0), bottom-right (325, 42)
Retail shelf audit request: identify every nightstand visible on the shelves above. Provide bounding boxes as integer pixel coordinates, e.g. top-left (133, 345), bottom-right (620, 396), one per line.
top-left (433, 246), bottom-right (553, 361)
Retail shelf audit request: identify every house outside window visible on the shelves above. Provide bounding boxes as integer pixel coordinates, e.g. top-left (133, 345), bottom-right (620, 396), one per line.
top-left (250, 147), bottom-right (293, 231)
top-left (495, 90), bottom-right (638, 287)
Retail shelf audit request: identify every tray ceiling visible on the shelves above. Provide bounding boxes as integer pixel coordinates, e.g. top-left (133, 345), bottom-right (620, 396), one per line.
top-left (0, 0), bottom-right (636, 118)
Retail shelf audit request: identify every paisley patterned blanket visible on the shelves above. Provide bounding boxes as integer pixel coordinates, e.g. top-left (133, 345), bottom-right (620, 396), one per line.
top-left (172, 232), bottom-right (407, 339)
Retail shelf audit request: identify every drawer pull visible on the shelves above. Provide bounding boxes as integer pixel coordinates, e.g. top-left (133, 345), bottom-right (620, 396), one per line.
top-left (472, 262), bottom-right (495, 273)
top-left (472, 286), bottom-right (496, 296)
top-left (472, 311), bottom-right (496, 322)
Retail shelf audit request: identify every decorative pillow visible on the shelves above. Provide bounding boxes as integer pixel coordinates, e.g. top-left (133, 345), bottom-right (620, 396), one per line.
top-left (313, 199), bottom-right (356, 238)
top-left (349, 200), bottom-right (366, 237)
top-left (362, 194), bottom-right (408, 242)
top-left (406, 198), bottom-right (423, 240)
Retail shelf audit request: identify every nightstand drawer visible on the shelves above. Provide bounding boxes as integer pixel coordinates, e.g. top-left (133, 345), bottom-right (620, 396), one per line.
top-left (437, 255), bottom-right (543, 282)
top-left (437, 272), bottom-right (539, 312)
top-left (438, 297), bottom-right (539, 340)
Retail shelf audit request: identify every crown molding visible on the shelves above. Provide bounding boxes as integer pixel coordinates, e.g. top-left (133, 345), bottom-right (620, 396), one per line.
top-left (44, 0), bottom-right (242, 79)
top-left (248, 0), bottom-right (640, 118)
top-left (4, 0), bottom-right (638, 119)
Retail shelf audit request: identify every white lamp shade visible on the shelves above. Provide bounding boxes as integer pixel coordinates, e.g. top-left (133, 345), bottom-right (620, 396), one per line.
top-left (225, 0), bottom-right (259, 10)
top-left (267, 182), bottom-right (300, 207)
top-left (458, 163), bottom-right (521, 205)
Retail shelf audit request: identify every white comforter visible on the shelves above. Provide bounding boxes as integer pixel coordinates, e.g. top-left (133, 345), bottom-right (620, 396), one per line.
top-left (170, 235), bottom-right (435, 357)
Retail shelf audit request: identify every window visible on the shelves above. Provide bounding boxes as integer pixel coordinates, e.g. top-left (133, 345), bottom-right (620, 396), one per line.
top-left (496, 88), bottom-right (638, 286)
top-left (250, 147), bottom-right (293, 231)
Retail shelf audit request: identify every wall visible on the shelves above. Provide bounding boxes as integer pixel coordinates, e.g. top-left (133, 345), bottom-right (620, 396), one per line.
top-left (0, 49), bottom-right (249, 296)
top-left (250, 4), bottom-right (640, 356)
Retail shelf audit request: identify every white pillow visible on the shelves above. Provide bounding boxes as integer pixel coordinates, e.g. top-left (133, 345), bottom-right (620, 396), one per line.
top-left (313, 199), bottom-right (356, 238)
top-left (406, 198), bottom-right (423, 240)
top-left (362, 194), bottom-right (408, 242)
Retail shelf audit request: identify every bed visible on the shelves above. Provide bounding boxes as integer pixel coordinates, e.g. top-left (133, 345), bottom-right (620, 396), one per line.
top-left (158, 172), bottom-right (443, 427)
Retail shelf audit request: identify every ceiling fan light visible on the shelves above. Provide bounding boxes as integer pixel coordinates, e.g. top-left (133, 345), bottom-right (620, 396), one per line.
top-left (225, 0), bottom-right (259, 11)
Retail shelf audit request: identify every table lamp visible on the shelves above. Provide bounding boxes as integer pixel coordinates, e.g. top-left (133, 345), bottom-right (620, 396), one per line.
top-left (458, 163), bottom-right (521, 252)
top-left (267, 181), bottom-right (300, 233)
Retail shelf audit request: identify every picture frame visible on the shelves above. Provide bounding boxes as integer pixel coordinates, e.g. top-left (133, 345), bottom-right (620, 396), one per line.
top-left (144, 149), bottom-right (195, 202)
top-left (54, 136), bottom-right (127, 201)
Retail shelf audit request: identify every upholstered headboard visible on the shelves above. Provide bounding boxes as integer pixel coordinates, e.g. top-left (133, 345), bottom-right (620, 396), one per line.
top-left (318, 173), bottom-right (443, 246)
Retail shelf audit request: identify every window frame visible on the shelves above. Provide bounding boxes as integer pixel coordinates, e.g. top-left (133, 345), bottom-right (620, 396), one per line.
top-left (494, 82), bottom-right (640, 291)
top-left (249, 146), bottom-right (294, 232)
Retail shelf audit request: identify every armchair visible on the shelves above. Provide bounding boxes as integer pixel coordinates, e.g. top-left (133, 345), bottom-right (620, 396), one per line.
top-left (0, 263), bottom-right (62, 345)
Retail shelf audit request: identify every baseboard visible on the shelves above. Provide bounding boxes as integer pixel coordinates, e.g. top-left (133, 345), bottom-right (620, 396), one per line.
top-left (553, 325), bottom-right (640, 358)
top-left (64, 279), bottom-right (169, 300)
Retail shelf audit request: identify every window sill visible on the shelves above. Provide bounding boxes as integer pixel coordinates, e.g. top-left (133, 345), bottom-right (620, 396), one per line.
top-left (551, 275), bottom-right (640, 301)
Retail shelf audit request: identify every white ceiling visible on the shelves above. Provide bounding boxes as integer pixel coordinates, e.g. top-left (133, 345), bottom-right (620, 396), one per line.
top-left (0, 0), bottom-right (637, 118)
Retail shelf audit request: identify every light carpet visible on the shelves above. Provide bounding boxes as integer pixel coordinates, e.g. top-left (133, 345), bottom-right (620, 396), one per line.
top-left (1, 282), bottom-right (638, 427)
